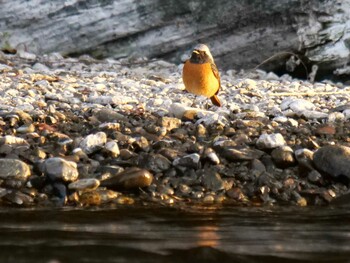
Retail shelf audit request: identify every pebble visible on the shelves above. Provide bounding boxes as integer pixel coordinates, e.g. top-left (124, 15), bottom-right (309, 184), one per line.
top-left (271, 146), bottom-right (296, 168)
top-left (68, 178), bottom-right (100, 191)
top-left (0, 52), bottom-right (348, 207)
top-left (79, 132), bottom-right (107, 154)
top-left (0, 159), bottom-right (31, 180)
top-left (104, 140), bottom-right (120, 157)
top-left (43, 157), bottom-right (79, 182)
top-left (201, 169), bottom-right (225, 192)
top-left (256, 133), bottom-right (286, 149)
top-left (173, 153), bottom-right (201, 169)
top-left (313, 145), bottom-right (350, 179)
top-left (100, 167), bottom-right (153, 190)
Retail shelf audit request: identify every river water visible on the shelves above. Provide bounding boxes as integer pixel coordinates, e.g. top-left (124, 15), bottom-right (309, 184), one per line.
top-left (0, 204), bottom-right (350, 263)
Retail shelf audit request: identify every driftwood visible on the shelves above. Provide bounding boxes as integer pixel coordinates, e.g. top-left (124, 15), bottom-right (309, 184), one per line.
top-left (0, 0), bottom-right (350, 79)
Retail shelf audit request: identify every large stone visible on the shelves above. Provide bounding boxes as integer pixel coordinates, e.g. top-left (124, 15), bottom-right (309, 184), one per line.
top-left (100, 167), bottom-right (153, 190)
top-left (313, 145), bottom-right (350, 179)
top-left (43, 157), bottom-right (79, 182)
top-left (0, 159), bottom-right (31, 180)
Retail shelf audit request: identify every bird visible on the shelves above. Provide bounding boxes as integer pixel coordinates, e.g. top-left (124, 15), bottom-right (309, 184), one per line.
top-left (182, 44), bottom-right (221, 107)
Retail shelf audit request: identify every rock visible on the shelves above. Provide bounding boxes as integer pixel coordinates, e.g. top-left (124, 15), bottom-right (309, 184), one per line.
top-left (201, 169), bottom-right (224, 192)
top-left (256, 133), bottom-right (286, 149)
top-left (295, 148), bottom-right (315, 175)
top-left (173, 153), bottom-right (200, 169)
top-left (315, 125), bottom-right (336, 135)
top-left (227, 187), bottom-right (246, 201)
top-left (313, 145), bottom-right (350, 179)
top-left (100, 167), bottom-right (153, 190)
top-left (16, 123), bottom-right (35, 133)
top-left (138, 153), bottom-right (171, 173)
top-left (271, 146), bottom-right (296, 168)
top-left (132, 136), bottom-right (150, 152)
top-left (250, 159), bottom-right (266, 177)
top-left (79, 132), bottom-right (107, 154)
top-left (281, 98), bottom-right (315, 113)
top-left (0, 159), bottom-right (31, 180)
top-left (219, 147), bottom-right (264, 161)
top-left (204, 148), bottom-right (220, 165)
top-left (104, 140), bottom-right (120, 157)
top-left (43, 157), bottom-right (79, 182)
top-left (158, 116), bottom-right (181, 131)
top-left (68, 178), bottom-right (100, 191)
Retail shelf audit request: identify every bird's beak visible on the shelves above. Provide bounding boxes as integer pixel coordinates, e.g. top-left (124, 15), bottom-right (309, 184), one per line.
top-left (192, 50), bottom-right (200, 55)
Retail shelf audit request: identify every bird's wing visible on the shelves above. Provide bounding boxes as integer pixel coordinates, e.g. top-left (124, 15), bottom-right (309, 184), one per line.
top-left (210, 62), bottom-right (221, 94)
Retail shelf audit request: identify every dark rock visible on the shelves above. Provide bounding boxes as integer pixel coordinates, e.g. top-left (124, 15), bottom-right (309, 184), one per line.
top-left (295, 148), bottom-right (315, 176)
top-left (158, 148), bottom-right (182, 161)
top-left (132, 136), bottom-right (150, 152)
top-left (219, 147), bottom-right (264, 161)
top-left (138, 153), bottom-right (171, 173)
top-left (250, 159), bottom-right (266, 177)
top-left (100, 167), bottom-right (153, 190)
top-left (271, 146), bottom-right (296, 168)
top-left (201, 169), bottom-right (224, 192)
top-left (313, 145), bottom-right (350, 179)
top-left (0, 158), bottom-right (31, 180)
top-left (173, 153), bottom-right (200, 169)
top-left (226, 187), bottom-right (246, 201)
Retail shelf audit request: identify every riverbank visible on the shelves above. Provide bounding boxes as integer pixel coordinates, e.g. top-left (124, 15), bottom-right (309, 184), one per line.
top-left (0, 51), bottom-right (349, 207)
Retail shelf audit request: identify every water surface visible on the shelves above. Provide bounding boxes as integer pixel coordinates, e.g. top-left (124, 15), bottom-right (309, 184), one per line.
top-left (1, 204), bottom-right (350, 263)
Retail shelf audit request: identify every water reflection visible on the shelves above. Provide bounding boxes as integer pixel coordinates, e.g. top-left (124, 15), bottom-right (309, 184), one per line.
top-left (0, 205), bottom-right (349, 262)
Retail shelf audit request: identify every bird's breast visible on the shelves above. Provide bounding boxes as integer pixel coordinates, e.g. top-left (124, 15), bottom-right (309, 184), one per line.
top-left (182, 61), bottom-right (220, 98)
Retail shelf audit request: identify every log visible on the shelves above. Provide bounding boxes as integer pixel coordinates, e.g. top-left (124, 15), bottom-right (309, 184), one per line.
top-left (0, 0), bottom-right (349, 79)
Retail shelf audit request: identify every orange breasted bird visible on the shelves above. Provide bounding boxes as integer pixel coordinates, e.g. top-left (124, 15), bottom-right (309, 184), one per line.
top-left (182, 44), bottom-right (221, 107)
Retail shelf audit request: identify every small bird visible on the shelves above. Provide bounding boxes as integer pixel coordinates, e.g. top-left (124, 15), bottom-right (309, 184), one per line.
top-left (182, 44), bottom-right (221, 107)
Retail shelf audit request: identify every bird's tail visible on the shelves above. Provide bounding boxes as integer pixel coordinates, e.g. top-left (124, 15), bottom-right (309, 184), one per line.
top-left (210, 95), bottom-right (221, 107)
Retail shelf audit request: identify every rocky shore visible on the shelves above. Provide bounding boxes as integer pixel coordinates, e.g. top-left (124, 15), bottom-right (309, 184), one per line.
top-left (0, 51), bottom-right (350, 207)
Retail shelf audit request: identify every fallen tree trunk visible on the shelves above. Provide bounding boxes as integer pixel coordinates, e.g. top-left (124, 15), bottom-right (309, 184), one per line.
top-left (0, 0), bottom-right (349, 80)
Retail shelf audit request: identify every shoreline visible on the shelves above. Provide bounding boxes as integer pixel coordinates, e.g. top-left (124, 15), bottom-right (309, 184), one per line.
top-left (0, 52), bottom-right (350, 207)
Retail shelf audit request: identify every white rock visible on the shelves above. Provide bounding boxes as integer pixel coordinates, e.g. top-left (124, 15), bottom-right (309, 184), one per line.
top-left (328, 112), bottom-right (345, 122)
top-left (256, 133), bottom-right (286, 149)
top-left (0, 135), bottom-right (29, 145)
top-left (300, 110), bottom-right (328, 119)
top-left (43, 157), bottom-right (78, 182)
top-left (281, 98), bottom-right (315, 112)
top-left (105, 140), bottom-right (120, 157)
top-left (79, 132), bottom-right (107, 154)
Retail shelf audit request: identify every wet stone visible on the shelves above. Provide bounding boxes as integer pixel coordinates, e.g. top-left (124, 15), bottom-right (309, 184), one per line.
top-left (0, 159), bottom-right (31, 180)
top-left (43, 157), bottom-right (79, 182)
top-left (313, 145), bottom-right (350, 180)
top-left (271, 146), bottom-right (296, 168)
top-left (173, 153), bottom-right (200, 169)
top-left (79, 132), bottom-right (107, 154)
top-left (68, 178), bottom-right (100, 191)
top-left (100, 167), bottom-right (153, 190)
